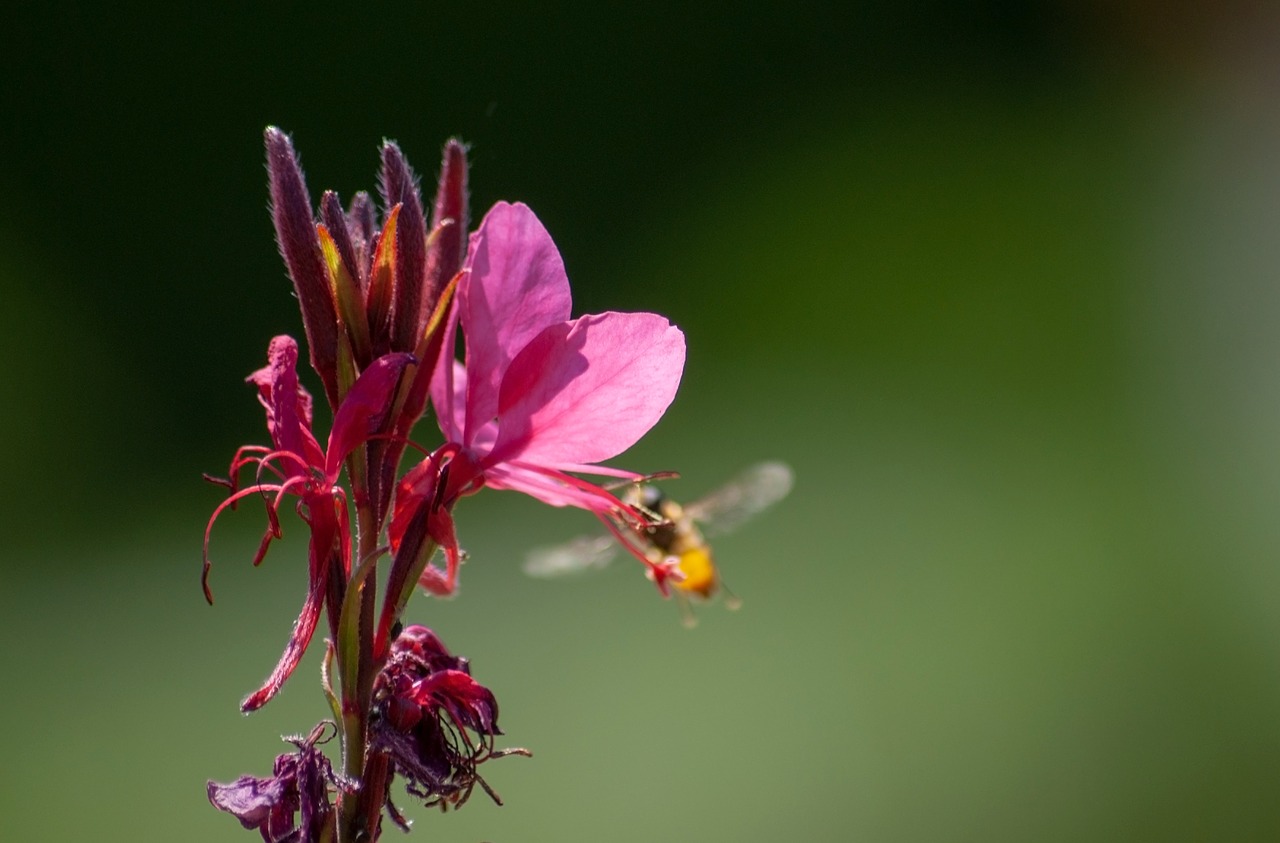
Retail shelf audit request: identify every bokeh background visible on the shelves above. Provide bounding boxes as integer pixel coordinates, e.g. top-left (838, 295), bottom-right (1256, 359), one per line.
top-left (6, 1), bottom-right (1280, 840)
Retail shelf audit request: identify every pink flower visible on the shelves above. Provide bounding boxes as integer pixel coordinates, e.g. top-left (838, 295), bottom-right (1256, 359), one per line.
top-left (388, 202), bottom-right (685, 596)
top-left (203, 335), bottom-right (413, 711)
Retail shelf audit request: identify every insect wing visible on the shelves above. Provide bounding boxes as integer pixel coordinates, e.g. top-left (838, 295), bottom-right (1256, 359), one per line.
top-left (522, 534), bottom-right (619, 578)
top-left (684, 461), bottom-right (794, 536)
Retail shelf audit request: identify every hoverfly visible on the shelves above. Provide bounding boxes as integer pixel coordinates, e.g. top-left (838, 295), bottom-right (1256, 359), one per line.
top-left (523, 461), bottom-right (794, 625)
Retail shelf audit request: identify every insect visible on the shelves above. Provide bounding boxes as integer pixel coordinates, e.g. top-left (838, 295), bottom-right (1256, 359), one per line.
top-left (523, 461), bottom-right (794, 625)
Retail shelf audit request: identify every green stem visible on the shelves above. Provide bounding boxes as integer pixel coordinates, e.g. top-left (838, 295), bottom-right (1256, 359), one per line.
top-left (336, 504), bottom-right (381, 843)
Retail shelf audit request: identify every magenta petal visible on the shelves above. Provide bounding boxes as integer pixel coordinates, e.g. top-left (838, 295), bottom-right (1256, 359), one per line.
top-left (491, 312), bottom-right (685, 466)
top-left (460, 202), bottom-right (572, 439)
top-left (323, 352), bottom-right (415, 480)
top-left (239, 591), bottom-right (319, 711)
top-left (419, 507), bottom-right (462, 597)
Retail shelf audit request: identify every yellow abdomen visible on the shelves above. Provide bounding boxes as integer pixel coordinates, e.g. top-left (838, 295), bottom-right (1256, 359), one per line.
top-left (674, 547), bottom-right (718, 598)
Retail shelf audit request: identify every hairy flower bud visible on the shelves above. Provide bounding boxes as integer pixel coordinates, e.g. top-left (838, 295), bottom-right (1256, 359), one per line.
top-left (424, 139), bottom-right (469, 321)
top-left (380, 141), bottom-right (427, 355)
top-left (265, 127), bottom-right (340, 408)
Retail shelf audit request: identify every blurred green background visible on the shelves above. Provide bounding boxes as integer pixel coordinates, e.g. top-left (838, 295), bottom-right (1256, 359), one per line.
top-left (5, 1), bottom-right (1280, 840)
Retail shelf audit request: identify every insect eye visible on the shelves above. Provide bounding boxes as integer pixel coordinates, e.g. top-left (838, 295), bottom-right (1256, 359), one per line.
top-left (638, 485), bottom-right (665, 512)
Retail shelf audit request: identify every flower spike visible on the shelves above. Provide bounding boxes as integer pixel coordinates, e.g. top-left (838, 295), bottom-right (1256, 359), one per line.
top-left (205, 132), bottom-right (692, 842)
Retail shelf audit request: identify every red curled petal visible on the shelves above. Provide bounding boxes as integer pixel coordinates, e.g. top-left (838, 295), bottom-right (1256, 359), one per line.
top-left (248, 336), bottom-right (324, 474)
top-left (240, 496), bottom-right (342, 712)
top-left (412, 669), bottom-right (502, 735)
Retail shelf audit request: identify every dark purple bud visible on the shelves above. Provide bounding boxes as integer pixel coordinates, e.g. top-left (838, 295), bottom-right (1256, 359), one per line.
top-left (265, 127), bottom-right (340, 408)
top-left (379, 141), bottom-right (426, 354)
top-left (364, 207), bottom-right (400, 357)
top-left (320, 191), bottom-right (362, 292)
top-left (424, 139), bottom-right (469, 320)
top-left (347, 191), bottom-right (376, 292)
top-left (320, 192), bottom-right (374, 371)
top-left (347, 191), bottom-right (375, 244)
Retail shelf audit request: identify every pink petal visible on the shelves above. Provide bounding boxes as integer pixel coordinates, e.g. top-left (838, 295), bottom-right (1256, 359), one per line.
top-left (490, 312), bottom-right (685, 467)
top-left (460, 202), bottom-right (572, 441)
top-left (323, 352), bottom-right (415, 480)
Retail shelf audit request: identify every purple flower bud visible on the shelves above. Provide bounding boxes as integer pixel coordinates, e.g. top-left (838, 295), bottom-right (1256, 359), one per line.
top-left (265, 127), bottom-right (340, 408)
top-left (346, 191), bottom-right (376, 291)
top-left (320, 191), bottom-right (362, 294)
top-left (424, 139), bottom-right (469, 320)
top-left (379, 141), bottom-right (427, 354)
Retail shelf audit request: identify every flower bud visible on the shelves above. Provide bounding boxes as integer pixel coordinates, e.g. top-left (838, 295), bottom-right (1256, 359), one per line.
top-left (380, 141), bottom-right (427, 354)
top-left (424, 139), bottom-right (469, 325)
top-left (265, 127), bottom-right (340, 408)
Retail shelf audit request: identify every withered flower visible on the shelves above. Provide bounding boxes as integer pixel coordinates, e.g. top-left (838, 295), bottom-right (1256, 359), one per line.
top-left (370, 625), bottom-right (528, 816)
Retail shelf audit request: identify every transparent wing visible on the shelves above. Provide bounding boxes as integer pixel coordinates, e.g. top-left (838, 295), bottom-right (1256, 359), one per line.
top-left (685, 461), bottom-right (794, 536)
top-left (522, 534), bottom-right (619, 578)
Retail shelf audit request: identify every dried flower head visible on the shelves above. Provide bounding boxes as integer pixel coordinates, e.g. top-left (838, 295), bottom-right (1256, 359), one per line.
top-left (207, 723), bottom-right (341, 843)
top-left (369, 625), bottom-right (529, 817)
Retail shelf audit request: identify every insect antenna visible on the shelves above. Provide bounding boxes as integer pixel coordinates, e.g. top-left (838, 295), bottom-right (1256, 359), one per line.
top-left (602, 470), bottom-right (680, 491)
